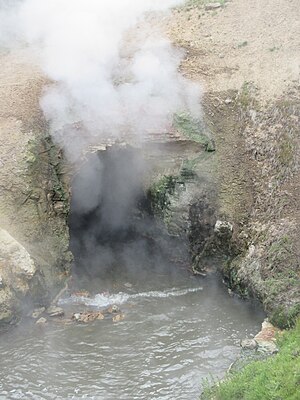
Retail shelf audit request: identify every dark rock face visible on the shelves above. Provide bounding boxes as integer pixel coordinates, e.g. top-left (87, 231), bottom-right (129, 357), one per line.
top-left (189, 198), bottom-right (217, 272)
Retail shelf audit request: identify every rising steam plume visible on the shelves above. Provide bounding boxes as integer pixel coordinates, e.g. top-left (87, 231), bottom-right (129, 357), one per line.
top-left (1, 0), bottom-right (202, 278)
top-left (1, 0), bottom-right (202, 161)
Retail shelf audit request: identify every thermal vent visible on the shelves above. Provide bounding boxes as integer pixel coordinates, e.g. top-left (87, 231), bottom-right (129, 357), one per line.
top-left (68, 147), bottom-right (156, 281)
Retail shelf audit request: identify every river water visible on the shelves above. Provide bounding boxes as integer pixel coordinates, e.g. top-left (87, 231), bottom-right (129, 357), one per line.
top-left (0, 265), bottom-right (264, 400)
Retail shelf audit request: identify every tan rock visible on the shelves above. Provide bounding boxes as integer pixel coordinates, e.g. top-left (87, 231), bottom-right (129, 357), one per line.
top-left (46, 306), bottom-right (64, 317)
top-left (31, 307), bottom-right (46, 319)
top-left (72, 311), bottom-right (105, 323)
top-left (254, 320), bottom-right (281, 354)
top-left (36, 317), bottom-right (47, 325)
top-left (112, 314), bottom-right (125, 323)
top-left (0, 229), bottom-right (37, 324)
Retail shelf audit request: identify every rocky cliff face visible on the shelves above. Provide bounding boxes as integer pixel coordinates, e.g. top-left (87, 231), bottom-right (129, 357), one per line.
top-left (0, 53), bottom-right (72, 326)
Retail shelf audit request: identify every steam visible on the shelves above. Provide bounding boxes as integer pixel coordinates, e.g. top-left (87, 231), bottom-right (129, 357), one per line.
top-left (1, 0), bottom-right (202, 160)
top-left (1, 1), bottom-right (202, 279)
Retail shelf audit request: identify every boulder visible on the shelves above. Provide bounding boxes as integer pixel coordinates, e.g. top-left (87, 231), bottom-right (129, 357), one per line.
top-left (0, 229), bottom-right (37, 325)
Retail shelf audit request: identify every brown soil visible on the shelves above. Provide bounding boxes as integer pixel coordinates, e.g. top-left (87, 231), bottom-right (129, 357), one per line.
top-left (168, 0), bottom-right (299, 102)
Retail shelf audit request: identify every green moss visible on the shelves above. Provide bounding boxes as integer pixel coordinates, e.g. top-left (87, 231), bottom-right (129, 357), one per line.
top-left (25, 133), bottom-right (69, 215)
top-left (238, 41), bottom-right (248, 48)
top-left (270, 305), bottom-right (300, 330)
top-left (278, 136), bottom-right (295, 167)
top-left (173, 112), bottom-right (215, 150)
top-left (201, 319), bottom-right (300, 399)
top-left (147, 175), bottom-right (178, 217)
top-left (184, 0), bottom-right (225, 8)
top-left (148, 153), bottom-right (209, 218)
top-left (222, 249), bottom-right (251, 299)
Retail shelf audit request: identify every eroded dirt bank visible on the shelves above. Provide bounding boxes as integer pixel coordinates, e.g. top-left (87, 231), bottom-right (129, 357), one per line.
top-left (167, 0), bottom-right (300, 326)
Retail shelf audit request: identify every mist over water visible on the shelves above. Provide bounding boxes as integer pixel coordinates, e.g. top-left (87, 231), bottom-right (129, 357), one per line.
top-left (0, 271), bottom-right (264, 400)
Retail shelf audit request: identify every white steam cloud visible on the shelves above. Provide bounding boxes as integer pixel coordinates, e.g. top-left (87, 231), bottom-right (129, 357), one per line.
top-left (1, 0), bottom-right (201, 160)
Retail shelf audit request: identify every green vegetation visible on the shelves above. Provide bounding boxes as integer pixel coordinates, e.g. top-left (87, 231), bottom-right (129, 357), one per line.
top-left (147, 175), bottom-right (178, 217)
top-left (201, 319), bottom-right (300, 400)
top-left (184, 0), bottom-right (225, 8)
top-left (270, 305), bottom-right (300, 330)
top-left (238, 81), bottom-right (256, 109)
top-left (173, 112), bottom-right (215, 151)
top-left (25, 133), bottom-right (69, 215)
top-left (278, 135), bottom-right (295, 168)
top-left (147, 155), bottom-right (207, 218)
top-left (269, 46), bottom-right (280, 52)
top-left (238, 41), bottom-right (248, 48)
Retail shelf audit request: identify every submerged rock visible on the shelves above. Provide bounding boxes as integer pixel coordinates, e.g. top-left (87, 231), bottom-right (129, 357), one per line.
top-left (124, 283), bottom-right (133, 288)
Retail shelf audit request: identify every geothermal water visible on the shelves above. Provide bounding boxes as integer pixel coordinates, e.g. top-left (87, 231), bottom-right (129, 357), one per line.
top-left (0, 267), bottom-right (264, 400)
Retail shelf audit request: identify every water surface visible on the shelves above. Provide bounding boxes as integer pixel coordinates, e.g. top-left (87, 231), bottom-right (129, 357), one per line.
top-left (0, 269), bottom-right (263, 400)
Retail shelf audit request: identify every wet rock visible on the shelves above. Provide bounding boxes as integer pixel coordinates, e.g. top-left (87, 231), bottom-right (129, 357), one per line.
top-left (189, 198), bottom-right (217, 272)
top-left (241, 338), bottom-right (258, 350)
top-left (240, 321), bottom-right (280, 354)
top-left (36, 317), bottom-right (47, 325)
top-left (254, 320), bottom-right (280, 354)
top-left (257, 340), bottom-right (278, 354)
top-left (193, 269), bottom-right (207, 277)
top-left (31, 307), bottom-right (46, 319)
top-left (72, 290), bottom-right (90, 298)
top-left (112, 314), bottom-right (125, 323)
top-left (124, 282), bottom-right (133, 288)
top-left (46, 306), bottom-right (64, 318)
top-left (214, 220), bottom-right (233, 237)
top-left (72, 311), bottom-right (105, 323)
top-left (106, 305), bottom-right (120, 314)
top-left (205, 3), bottom-right (222, 11)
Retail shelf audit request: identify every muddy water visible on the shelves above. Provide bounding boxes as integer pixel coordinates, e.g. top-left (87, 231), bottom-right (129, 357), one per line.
top-left (0, 267), bottom-right (264, 400)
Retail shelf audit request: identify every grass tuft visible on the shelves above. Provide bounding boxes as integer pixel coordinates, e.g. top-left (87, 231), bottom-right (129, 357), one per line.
top-left (201, 319), bottom-right (300, 399)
